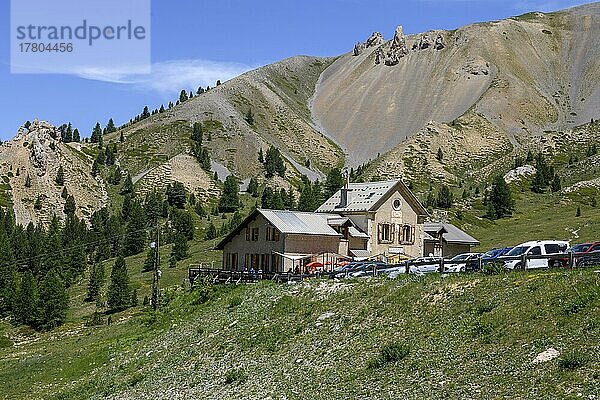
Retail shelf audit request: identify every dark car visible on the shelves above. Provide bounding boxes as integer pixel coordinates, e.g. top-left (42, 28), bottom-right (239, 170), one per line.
top-left (467, 247), bottom-right (513, 271)
top-left (568, 242), bottom-right (600, 267)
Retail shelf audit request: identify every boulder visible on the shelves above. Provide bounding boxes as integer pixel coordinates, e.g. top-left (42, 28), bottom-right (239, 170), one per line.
top-left (353, 42), bottom-right (365, 56)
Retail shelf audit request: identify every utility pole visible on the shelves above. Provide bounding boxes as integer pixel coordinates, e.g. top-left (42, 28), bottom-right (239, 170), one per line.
top-left (151, 224), bottom-right (160, 311)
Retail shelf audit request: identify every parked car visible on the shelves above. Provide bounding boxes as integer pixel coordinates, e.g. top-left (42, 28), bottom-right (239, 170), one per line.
top-left (575, 251), bottom-right (600, 267)
top-left (348, 261), bottom-right (389, 277)
top-left (407, 256), bottom-right (443, 275)
top-left (444, 253), bottom-right (481, 273)
top-left (565, 242), bottom-right (600, 267)
top-left (501, 240), bottom-right (569, 269)
top-left (481, 247), bottom-right (513, 261)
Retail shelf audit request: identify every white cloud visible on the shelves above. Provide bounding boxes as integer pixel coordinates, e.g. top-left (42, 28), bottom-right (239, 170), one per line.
top-left (74, 59), bottom-right (256, 95)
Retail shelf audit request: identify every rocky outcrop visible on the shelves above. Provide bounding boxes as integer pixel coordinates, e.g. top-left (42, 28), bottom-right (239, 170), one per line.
top-left (365, 32), bottom-right (384, 48)
top-left (353, 42), bottom-right (365, 56)
top-left (353, 32), bottom-right (383, 56)
top-left (434, 34), bottom-right (445, 50)
top-left (461, 58), bottom-right (490, 76)
top-left (384, 26), bottom-right (409, 66)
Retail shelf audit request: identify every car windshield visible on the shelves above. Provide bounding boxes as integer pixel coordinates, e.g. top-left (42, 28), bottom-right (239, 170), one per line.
top-left (569, 244), bottom-right (591, 253)
top-left (507, 246), bottom-right (528, 256)
top-left (450, 254), bottom-right (470, 262)
top-left (483, 249), bottom-right (501, 258)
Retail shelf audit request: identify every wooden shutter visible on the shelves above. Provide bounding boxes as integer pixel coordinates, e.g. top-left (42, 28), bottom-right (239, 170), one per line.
top-left (411, 225), bottom-right (415, 244)
top-left (377, 224), bottom-right (382, 243)
top-left (390, 223), bottom-right (395, 243)
top-left (245, 227), bottom-right (250, 241)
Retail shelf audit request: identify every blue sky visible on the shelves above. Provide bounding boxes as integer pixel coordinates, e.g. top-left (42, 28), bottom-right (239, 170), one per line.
top-left (0, 0), bottom-right (592, 141)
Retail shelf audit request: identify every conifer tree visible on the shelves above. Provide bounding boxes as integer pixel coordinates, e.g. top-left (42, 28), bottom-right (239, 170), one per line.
top-left (73, 128), bottom-right (81, 142)
top-left (105, 118), bottom-right (116, 133)
top-left (107, 255), bottom-right (131, 312)
top-left (264, 146), bottom-right (286, 178)
top-left (124, 200), bottom-right (147, 256)
top-left (219, 176), bottom-right (240, 213)
top-left (436, 148), bottom-right (444, 162)
top-left (172, 233), bottom-right (189, 261)
top-left (120, 174), bottom-right (134, 195)
top-left (34, 195), bottom-right (43, 210)
top-left (486, 176), bottom-right (514, 219)
top-left (25, 174), bottom-right (32, 188)
top-left (142, 249), bottom-right (155, 272)
top-left (247, 177), bottom-right (259, 197)
top-left (38, 269), bottom-right (69, 330)
top-left (64, 195), bottom-right (76, 216)
top-left (436, 185), bottom-right (453, 209)
top-left (91, 122), bottom-right (103, 144)
top-left (14, 271), bottom-right (38, 326)
top-left (205, 221), bottom-right (218, 240)
top-left (55, 166), bottom-right (65, 186)
top-left (179, 89), bottom-right (189, 103)
top-left (86, 262), bottom-right (105, 302)
top-left (119, 131), bottom-right (124, 143)
top-left (324, 168), bottom-right (345, 199)
top-left (245, 108), bottom-right (254, 125)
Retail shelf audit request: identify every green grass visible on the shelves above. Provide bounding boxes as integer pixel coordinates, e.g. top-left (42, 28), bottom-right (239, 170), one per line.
top-left (2, 266), bottom-right (600, 399)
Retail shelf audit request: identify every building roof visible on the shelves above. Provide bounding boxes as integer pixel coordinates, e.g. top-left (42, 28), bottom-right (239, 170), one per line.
top-left (215, 209), bottom-right (342, 250)
top-left (316, 179), bottom-right (428, 216)
top-left (424, 222), bottom-right (480, 245)
top-left (348, 226), bottom-right (370, 239)
top-left (259, 209), bottom-right (342, 236)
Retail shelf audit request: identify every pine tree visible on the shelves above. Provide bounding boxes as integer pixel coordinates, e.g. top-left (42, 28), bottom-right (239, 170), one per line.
top-left (205, 221), bottom-right (218, 240)
top-left (86, 262), bottom-right (105, 302)
top-left (119, 131), bottom-right (124, 143)
top-left (264, 146), bottom-right (286, 178)
top-left (64, 195), bottom-right (76, 216)
top-left (107, 256), bottom-right (131, 312)
top-left (436, 185), bottom-right (453, 209)
top-left (245, 108), bottom-right (254, 125)
top-left (38, 269), bottom-right (69, 330)
top-left (124, 201), bottom-right (147, 256)
top-left (73, 128), bottom-right (81, 142)
top-left (25, 174), bottom-right (32, 188)
top-left (576, 206), bottom-right (581, 217)
top-left (106, 118), bottom-right (117, 133)
top-left (179, 89), bottom-right (189, 103)
top-left (258, 148), bottom-right (264, 164)
top-left (191, 122), bottom-right (203, 143)
top-left (61, 186), bottom-right (68, 199)
top-left (219, 176), bottom-right (240, 213)
top-left (166, 182), bottom-right (187, 209)
top-left (55, 166), bottom-right (65, 186)
top-left (142, 248), bottom-right (154, 272)
top-left (171, 209), bottom-right (194, 240)
top-left (247, 177), bottom-right (259, 197)
top-left (91, 122), bottom-right (103, 144)
top-left (14, 271), bottom-right (38, 326)
top-left (486, 175), bottom-right (515, 219)
top-left (141, 106), bottom-right (150, 119)
top-left (34, 195), bottom-right (43, 210)
top-left (324, 168), bottom-right (345, 199)
top-left (436, 148), bottom-right (444, 162)
top-left (172, 233), bottom-right (189, 261)
top-left (551, 174), bottom-right (561, 192)
top-left (120, 174), bottom-right (134, 195)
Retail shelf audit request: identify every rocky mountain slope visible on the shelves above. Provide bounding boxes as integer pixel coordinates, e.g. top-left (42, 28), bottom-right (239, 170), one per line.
top-left (0, 121), bottom-right (106, 226)
top-left (312, 3), bottom-right (600, 166)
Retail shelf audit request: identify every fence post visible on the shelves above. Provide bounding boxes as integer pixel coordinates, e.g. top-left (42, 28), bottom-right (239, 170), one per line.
top-left (439, 258), bottom-right (445, 273)
top-left (569, 252), bottom-right (574, 269)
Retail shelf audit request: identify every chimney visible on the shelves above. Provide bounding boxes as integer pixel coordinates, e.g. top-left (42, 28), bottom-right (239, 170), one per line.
top-left (337, 169), bottom-right (352, 208)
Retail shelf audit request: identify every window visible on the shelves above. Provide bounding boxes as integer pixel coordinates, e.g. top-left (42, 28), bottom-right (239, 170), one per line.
top-left (529, 246), bottom-right (542, 256)
top-left (378, 223), bottom-right (393, 243)
top-left (266, 226), bottom-right (280, 242)
top-left (544, 244), bottom-right (560, 254)
top-left (400, 225), bottom-right (414, 244)
top-left (393, 198), bottom-right (402, 210)
top-left (251, 228), bottom-right (259, 241)
top-left (245, 228), bottom-right (250, 241)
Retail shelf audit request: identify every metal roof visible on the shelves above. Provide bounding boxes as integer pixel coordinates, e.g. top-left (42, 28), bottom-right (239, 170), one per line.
top-left (316, 179), bottom-right (428, 216)
top-left (424, 222), bottom-right (480, 245)
top-left (348, 226), bottom-right (369, 239)
top-left (259, 209), bottom-right (342, 236)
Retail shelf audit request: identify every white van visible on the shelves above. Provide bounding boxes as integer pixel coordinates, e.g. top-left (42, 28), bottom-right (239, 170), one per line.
top-left (502, 240), bottom-right (569, 269)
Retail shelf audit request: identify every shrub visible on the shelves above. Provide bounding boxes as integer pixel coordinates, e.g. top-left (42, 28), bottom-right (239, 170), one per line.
top-left (368, 342), bottom-right (410, 369)
top-left (228, 296), bottom-right (243, 309)
top-left (225, 368), bottom-right (247, 384)
top-left (558, 350), bottom-right (588, 370)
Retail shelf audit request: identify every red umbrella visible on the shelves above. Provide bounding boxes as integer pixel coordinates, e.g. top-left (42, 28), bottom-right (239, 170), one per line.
top-left (306, 261), bottom-right (324, 270)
